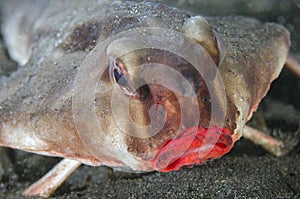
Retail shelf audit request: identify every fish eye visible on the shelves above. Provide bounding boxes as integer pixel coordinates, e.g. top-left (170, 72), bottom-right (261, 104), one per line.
top-left (109, 58), bottom-right (139, 98)
top-left (111, 61), bottom-right (127, 86)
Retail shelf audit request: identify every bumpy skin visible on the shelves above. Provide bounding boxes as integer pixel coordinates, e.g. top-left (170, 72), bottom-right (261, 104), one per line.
top-left (0, 0), bottom-right (289, 172)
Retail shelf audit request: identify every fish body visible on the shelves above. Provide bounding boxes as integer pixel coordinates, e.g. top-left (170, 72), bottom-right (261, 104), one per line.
top-left (0, 0), bottom-right (289, 172)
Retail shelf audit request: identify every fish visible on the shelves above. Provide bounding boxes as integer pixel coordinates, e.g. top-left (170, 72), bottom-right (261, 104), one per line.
top-left (0, 0), bottom-right (290, 196)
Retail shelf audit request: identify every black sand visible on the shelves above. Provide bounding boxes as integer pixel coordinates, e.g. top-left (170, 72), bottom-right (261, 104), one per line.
top-left (0, 133), bottom-right (299, 198)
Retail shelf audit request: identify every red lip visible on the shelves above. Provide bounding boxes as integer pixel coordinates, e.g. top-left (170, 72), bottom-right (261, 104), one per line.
top-left (150, 126), bottom-right (234, 172)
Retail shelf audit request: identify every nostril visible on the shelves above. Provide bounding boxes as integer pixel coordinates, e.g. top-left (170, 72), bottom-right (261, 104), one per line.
top-left (201, 95), bottom-right (210, 104)
top-left (137, 84), bottom-right (151, 101)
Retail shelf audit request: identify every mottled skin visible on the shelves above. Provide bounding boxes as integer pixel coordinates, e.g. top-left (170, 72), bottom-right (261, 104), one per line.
top-left (0, 0), bottom-right (289, 180)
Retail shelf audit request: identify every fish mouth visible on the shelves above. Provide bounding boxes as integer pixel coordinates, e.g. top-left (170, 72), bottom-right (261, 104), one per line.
top-left (150, 126), bottom-right (234, 172)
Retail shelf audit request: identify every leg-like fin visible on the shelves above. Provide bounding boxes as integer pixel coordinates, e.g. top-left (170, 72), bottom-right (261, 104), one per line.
top-left (22, 158), bottom-right (81, 197)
